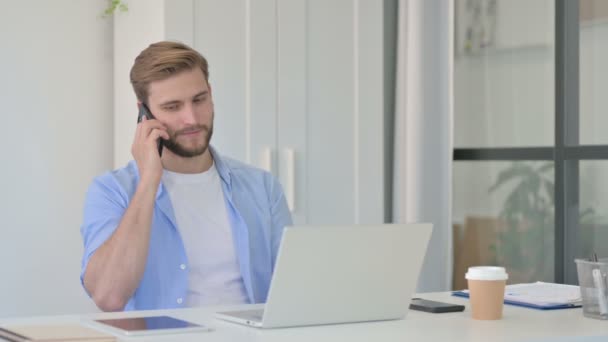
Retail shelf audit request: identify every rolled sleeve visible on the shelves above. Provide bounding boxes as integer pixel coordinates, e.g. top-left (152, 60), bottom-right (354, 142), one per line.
top-left (79, 175), bottom-right (128, 293)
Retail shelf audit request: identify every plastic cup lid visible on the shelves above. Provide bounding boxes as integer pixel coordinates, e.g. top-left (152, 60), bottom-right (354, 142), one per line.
top-left (465, 266), bottom-right (509, 281)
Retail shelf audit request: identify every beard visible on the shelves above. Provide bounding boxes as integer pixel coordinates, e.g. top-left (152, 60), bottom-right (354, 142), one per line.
top-left (163, 122), bottom-right (214, 158)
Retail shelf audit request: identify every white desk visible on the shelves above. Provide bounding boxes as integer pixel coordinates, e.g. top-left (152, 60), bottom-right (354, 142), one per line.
top-left (1, 292), bottom-right (606, 342)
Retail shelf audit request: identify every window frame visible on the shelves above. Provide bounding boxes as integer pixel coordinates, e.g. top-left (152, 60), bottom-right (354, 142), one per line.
top-left (452, 0), bottom-right (608, 284)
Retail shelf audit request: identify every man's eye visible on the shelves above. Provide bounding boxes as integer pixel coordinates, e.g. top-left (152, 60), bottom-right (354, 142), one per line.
top-left (164, 105), bottom-right (179, 111)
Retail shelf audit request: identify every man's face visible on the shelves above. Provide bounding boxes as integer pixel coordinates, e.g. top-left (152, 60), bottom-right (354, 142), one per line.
top-left (146, 68), bottom-right (214, 158)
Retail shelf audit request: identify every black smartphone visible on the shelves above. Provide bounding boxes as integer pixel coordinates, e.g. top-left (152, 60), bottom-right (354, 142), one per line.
top-left (409, 298), bottom-right (465, 313)
top-left (137, 103), bottom-right (163, 156)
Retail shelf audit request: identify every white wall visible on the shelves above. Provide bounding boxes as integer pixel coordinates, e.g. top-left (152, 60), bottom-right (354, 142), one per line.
top-left (0, 1), bottom-right (113, 317)
top-left (113, 0), bottom-right (167, 169)
top-left (112, 0), bottom-right (194, 169)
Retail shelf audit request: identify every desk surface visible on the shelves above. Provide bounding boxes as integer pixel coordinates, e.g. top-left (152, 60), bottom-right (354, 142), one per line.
top-left (1, 292), bottom-right (606, 342)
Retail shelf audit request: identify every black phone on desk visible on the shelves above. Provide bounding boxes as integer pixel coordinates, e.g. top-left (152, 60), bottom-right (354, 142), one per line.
top-left (137, 103), bottom-right (163, 156)
top-left (410, 298), bottom-right (465, 313)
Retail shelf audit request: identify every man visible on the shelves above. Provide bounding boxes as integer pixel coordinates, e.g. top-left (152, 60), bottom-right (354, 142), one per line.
top-left (80, 41), bottom-right (292, 312)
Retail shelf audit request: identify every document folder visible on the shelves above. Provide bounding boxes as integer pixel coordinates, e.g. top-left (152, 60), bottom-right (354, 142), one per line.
top-left (0, 324), bottom-right (115, 342)
top-left (452, 281), bottom-right (582, 310)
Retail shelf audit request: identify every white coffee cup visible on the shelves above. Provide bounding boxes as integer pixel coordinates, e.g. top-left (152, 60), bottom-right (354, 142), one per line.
top-left (465, 266), bottom-right (508, 320)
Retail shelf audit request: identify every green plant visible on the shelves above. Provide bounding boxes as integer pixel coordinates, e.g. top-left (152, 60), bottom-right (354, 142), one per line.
top-left (488, 162), bottom-right (555, 282)
top-left (102, 0), bottom-right (128, 18)
top-left (489, 162), bottom-right (607, 282)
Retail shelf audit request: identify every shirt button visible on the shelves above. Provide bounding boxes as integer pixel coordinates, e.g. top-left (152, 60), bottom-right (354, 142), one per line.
top-left (180, 264), bottom-right (186, 270)
top-left (177, 298), bottom-right (183, 304)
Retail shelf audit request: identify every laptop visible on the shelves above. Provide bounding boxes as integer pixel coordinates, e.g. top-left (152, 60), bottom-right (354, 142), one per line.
top-left (215, 223), bottom-right (432, 328)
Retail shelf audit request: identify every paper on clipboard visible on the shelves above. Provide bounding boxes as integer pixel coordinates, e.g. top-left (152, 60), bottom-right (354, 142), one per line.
top-left (502, 282), bottom-right (581, 306)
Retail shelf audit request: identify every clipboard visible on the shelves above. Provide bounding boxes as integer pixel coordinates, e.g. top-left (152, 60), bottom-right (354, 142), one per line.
top-left (452, 290), bottom-right (581, 310)
top-left (452, 281), bottom-right (582, 310)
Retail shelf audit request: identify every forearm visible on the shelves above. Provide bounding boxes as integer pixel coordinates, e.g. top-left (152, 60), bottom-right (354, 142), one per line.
top-left (83, 180), bottom-right (158, 311)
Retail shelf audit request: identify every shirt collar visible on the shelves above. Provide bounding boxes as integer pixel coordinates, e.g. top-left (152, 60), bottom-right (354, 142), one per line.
top-left (130, 145), bottom-right (232, 200)
top-left (208, 145), bottom-right (232, 187)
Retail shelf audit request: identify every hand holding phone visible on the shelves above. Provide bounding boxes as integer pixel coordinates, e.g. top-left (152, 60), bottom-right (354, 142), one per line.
top-left (133, 103), bottom-right (169, 185)
top-left (137, 103), bottom-right (164, 156)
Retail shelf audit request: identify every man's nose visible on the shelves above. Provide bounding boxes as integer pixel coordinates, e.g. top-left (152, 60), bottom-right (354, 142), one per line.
top-left (180, 104), bottom-right (197, 124)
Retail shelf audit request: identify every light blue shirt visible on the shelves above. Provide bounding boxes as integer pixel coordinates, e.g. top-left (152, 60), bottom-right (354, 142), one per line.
top-left (80, 146), bottom-right (292, 311)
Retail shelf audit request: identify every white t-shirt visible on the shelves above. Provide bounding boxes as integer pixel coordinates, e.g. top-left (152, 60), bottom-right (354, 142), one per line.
top-left (161, 163), bottom-right (249, 307)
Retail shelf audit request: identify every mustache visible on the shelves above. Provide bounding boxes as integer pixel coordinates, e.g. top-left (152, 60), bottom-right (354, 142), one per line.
top-left (173, 125), bottom-right (209, 136)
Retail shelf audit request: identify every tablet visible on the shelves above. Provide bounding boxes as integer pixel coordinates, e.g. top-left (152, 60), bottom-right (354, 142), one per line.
top-left (87, 315), bottom-right (212, 336)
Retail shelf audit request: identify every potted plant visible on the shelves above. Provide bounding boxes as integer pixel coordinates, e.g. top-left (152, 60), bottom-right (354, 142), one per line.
top-left (102, 0), bottom-right (128, 18)
top-left (488, 162), bottom-right (554, 283)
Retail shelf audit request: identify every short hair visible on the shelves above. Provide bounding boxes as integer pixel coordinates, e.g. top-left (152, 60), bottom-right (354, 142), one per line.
top-left (130, 41), bottom-right (209, 104)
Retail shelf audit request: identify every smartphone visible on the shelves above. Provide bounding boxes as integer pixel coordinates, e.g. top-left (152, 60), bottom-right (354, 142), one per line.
top-left (137, 103), bottom-right (163, 156)
top-left (409, 298), bottom-right (465, 313)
